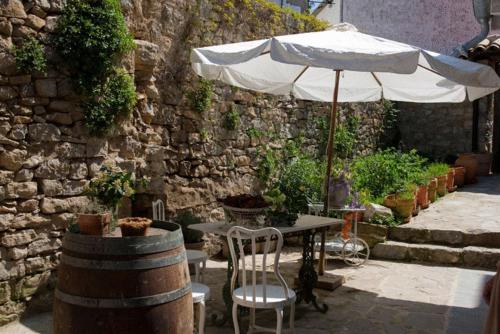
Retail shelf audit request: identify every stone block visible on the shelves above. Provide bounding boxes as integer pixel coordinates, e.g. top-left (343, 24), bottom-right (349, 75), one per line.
top-left (25, 14), bottom-right (45, 30)
top-left (0, 86), bottom-right (17, 101)
top-left (8, 75), bottom-right (30, 85)
top-left (10, 213), bottom-right (49, 229)
top-left (27, 238), bottom-right (61, 256)
top-left (372, 241), bottom-right (408, 260)
top-left (0, 149), bottom-right (26, 171)
top-left (365, 202), bottom-right (393, 222)
top-left (40, 198), bottom-right (67, 214)
top-left (0, 214), bottom-right (13, 231)
top-left (407, 244), bottom-right (462, 265)
top-left (34, 159), bottom-right (69, 179)
top-left (45, 112), bottom-right (72, 125)
top-left (134, 40), bottom-right (159, 71)
top-left (17, 199), bottom-right (38, 213)
top-left (62, 180), bottom-right (86, 196)
top-left (1, 229), bottom-right (36, 247)
top-left (0, 21), bottom-right (12, 36)
top-left (357, 222), bottom-right (388, 248)
top-left (34, 79), bottom-right (57, 97)
top-left (14, 169), bottom-right (33, 182)
top-left (40, 179), bottom-right (62, 196)
top-left (463, 246), bottom-right (500, 269)
top-left (28, 123), bottom-right (61, 142)
top-left (7, 247), bottom-right (27, 260)
top-left (5, 182), bottom-right (37, 199)
top-left (0, 171), bottom-right (13, 185)
top-left (0, 52), bottom-right (16, 76)
top-left (0, 282), bottom-right (10, 304)
top-left (0, 0), bottom-right (27, 18)
top-left (56, 142), bottom-right (85, 158)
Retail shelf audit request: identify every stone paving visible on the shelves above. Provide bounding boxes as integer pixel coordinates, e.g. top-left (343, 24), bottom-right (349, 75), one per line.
top-left (0, 254), bottom-right (494, 334)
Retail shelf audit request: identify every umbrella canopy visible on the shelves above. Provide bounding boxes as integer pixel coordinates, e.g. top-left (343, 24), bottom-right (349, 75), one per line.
top-left (192, 28), bottom-right (500, 103)
top-left (191, 25), bottom-right (500, 224)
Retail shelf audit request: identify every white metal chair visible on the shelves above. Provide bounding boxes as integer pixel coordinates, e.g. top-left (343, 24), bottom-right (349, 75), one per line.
top-left (152, 199), bottom-right (165, 221)
top-left (192, 282), bottom-right (210, 334)
top-left (227, 226), bottom-right (296, 334)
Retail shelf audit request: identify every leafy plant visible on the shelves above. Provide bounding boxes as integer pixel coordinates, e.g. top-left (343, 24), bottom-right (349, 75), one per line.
top-left (83, 68), bottom-right (137, 136)
top-left (257, 149), bottom-right (277, 183)
top-left (173, 211), bottom-right (204, 243)
top-left (85, 165), bottom-right (148, 212)
top-left (246, 127), bottom-right (263, 140)
top-left (379, 99), bottom-right (401, 149)
top-left (223, 107), bottom-right (240, 130)
top-left (52, 0), bottom-right (134, 93)
top-left (278, 157), bottom-right (325, 213)
top-left (188, 79), bottom-right (213, 113)
top-left (263, 188), bottom-right (286, 211)
top-left (316, 113), bottom-right (359, 159)
top-left (200, 128), bottom-right (209, 141)
top-left (426, 163), bottom-right (450, 177)
top-left (12, 37), bottom-right (47, 74)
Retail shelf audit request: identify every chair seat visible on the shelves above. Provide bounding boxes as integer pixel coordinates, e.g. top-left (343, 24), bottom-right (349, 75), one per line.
top-left (233, 284), bottom-right (296, 308)
top-left (192, 282), bottom-right (210, 304)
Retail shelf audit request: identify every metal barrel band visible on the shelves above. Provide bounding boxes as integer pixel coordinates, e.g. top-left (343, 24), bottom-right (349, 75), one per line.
top-left (55, 283), bottom-right (192, 309)
top-left (62, 232), bottom-right (184, 255)
top-left (60, 252), bottom-right (186, 270)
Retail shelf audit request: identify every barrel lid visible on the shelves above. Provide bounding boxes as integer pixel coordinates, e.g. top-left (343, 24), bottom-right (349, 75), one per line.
top-left (63, 221), bottom-right (185, 255)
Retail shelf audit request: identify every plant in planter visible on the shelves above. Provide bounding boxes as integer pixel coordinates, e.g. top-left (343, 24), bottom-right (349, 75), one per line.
top-left (453, 166), bottom-right (466, 187)
top-left (75, 202), bottom-right (111, 236)
top-left (427, 163), bottom-right (449, 197)
top-left (328, 165), bottom-right (351, 209)
top-left (263, 188), bottom-right (298, 227)
top-left (84, 165), bottom-right (149, 234)
top-left (173, 211), bottom-right (205, 250)
top-left (446, 167), bottom-right (457, 193)
top-left (410, 171), bottom-right (430, 210)
top-left (118, 217), bottom-right (152, 236)
top-left (393, 183), bottom-right (417, 223)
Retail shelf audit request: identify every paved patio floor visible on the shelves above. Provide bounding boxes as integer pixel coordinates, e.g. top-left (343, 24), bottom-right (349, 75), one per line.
top-left (0, 256), bottom-right (494, 334)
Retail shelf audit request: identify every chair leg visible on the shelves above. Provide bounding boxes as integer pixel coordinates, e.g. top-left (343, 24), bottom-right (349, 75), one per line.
top-left (289, 302), bottom-right (295, 333)
top-left (198, 301), bottom-right (205, 334)
top-left (232, 303), bottom-right (240, 334)
top-left (276, 307), bottom-right (283, 334)
top-left (249, 307), bottom-right (256, 332)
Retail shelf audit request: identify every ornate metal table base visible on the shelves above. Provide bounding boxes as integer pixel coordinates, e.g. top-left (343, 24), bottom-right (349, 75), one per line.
top-left (295, 229), bottom-right (328, 313)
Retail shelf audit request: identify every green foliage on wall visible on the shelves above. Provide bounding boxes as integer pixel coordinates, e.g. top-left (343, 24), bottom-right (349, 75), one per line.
top-left (53, 0), bottom-right (136, 136)
top-left (223, 107), bottom-right (240, 130)
top-left (257, 148), bottom-right (277, 183)
top-left (316, 113), bottom-right (360, 160)
top-left (188, 79), bottom-right (213, 113)
top-left (12, 37), bottom-right (47, 74)
top-left (379, 100), bottom-right (400, 149)
top-left (83, 68), bottom-right (137, 136)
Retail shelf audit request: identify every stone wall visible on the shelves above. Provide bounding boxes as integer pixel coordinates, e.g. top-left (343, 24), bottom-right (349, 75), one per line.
top-left (0, 0), bottom-right (386, 323)
top-left (398, 100), bottom-right (493, 159)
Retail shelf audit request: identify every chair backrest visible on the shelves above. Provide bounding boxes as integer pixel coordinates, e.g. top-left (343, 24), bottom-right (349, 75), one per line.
top-left (226, 226), bottom-right (289, 307)
top-left (152, 200), bottom-right (165, 221)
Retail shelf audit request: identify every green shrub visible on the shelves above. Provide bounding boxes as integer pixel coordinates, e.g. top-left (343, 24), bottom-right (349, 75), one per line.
top-left (83, 68), bottom-right (137, 136)
top-left (257, 149), bottom-right (276, 183)
top-left (426, 163), bottom-right (450, 177)
top-left (316, 113), bottom-right (359, 159)
top-left (13, 37), bottom-right (47, 74)
top-left (188, 79), bottom-right (213, 113)
top-left (278, 157), bottom-right (325, 213)
top-left (223, 107), bottom-right (240, 130)
top-left (351, 149), bottom-right (426, 203)
top-left (53, 0), bottom-right (134, 93)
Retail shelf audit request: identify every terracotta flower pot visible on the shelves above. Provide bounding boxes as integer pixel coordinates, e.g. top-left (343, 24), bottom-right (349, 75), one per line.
top-left (427, 178), bottom-right (438, 203)
top-left (436, 174), bottom-right (448, 197)
top-left (77, 213), bottom-right (111, 236)
top-left (383, 194), bottom-right (397, 209)
top-left (453, 166), bottom-right (466, 187)
top-left (118, 217), bottom-right (152, 237)
top-left (417, 184), bottom-right (430, 209)
top-left (446, 169), bottom-right (456, 193)
top-left (394, 197), bottom-right (415, 224)
top-left (455, 154), bottom-right (478, 184)
top-left (342, 211), bottom-right (364, 239)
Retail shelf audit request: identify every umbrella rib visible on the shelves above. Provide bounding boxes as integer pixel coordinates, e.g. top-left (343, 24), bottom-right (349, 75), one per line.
top-left (371, 72), bottom-right (382, 87)
top-left (417, 64), bottom-right (442, 76)
top-left (292, 66), bottom-right (310, 83)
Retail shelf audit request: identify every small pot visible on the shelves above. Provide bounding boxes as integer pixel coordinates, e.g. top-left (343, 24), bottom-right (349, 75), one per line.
top-left (394, 196), bottom-right (415, 223)
top-left (77, 213), bottom-right (111, 236)
top-left (436, 174), bottom-right (448, 197)
top-left (455, 154), bottom-right (478, 184)
top-left (383, 194), bottom-right (397, 209)
top-left (446, 169), bottom-right (456, 193)
top-left (427, 178), bottom-right (438, 203)
top-left (453, 166), bottom-right (466, 187)
top-left (118, 217), bottom-right (152, 237)
top-left (417, 184), bottom-right (430, 209)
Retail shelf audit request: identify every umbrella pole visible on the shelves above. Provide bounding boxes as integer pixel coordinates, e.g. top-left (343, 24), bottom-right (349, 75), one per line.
top-left (323, 70), bottom-right (341, 215)
top-left (318, 70), bottom-right (341, 276)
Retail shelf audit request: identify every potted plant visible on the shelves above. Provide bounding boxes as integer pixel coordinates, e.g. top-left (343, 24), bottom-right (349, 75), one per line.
top-left (427, 176), bottom-right (438, 203)
top-left (455, 153), bottom-right (478, 184)
top-left (453, 166), bottom-right (466, 187)
top-left (77, 202), bottom-right (111, 236)
top-left (446, 167), bottom-right (456, 193)
top-left (118, 217), bottom-right (152, 236)
top-left (83, 165), bottom-right (149, 235)
top-left (427, 163), bottom-right (449, 197)
top-left (174, 211), bottom-right (205, 250)
top-left (328, 166), bottom-right (350, 209)
top-left (410, 171), bottom-right (430, 211)
top-left (394, 184), bottom-right (417, 224)
top-left (263, 188), bottom-right (298, 227)
top-left (342, 191), bottom-right (365, 239)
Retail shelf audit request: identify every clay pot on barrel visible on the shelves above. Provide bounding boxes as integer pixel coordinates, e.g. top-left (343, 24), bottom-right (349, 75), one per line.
top-left (77, 213), bottom-right (111, 236)
top-left (53, 221), bottom-right (193, 334)
top-left (453, 166), bottom-right (466, 187)
top-left (455, 154), bottom-right (478, 184)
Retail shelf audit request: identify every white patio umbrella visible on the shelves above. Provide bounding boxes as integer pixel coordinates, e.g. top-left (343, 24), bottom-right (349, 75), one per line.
top-left (191, 25), bottom-right (500, 213)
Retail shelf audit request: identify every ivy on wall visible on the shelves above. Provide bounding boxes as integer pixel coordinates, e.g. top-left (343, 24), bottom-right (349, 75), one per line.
top-left (12, 37), bottom-right (47, 74)
top-left (53, 0), bottom-right (136, 136)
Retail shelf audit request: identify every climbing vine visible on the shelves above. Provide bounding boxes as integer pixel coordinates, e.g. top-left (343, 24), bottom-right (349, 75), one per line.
top-left (53, 0), bottom-right (136, 136)
top-left (188, 79), bottom-right (213, 113)
top-left (223, 106), bottom-right (241, 130)
top-left (12, 37), bottom-right (47, 74)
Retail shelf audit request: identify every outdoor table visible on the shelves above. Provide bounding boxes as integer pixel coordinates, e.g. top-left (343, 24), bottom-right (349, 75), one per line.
top-left (189, 214), bottom-right (342, 326)
top-left (186, 249), bottom-right (208, 282)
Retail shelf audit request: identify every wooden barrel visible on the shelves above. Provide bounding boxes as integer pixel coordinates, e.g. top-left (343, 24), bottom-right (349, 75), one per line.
top-left (54, 221), bottom-right (193, 334)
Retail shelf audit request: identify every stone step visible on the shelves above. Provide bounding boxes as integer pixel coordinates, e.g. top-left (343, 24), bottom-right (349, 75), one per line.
top-left (372, 241), bottom-right (500, 269)
top-left (389, 226), bottom-right (500, 248)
